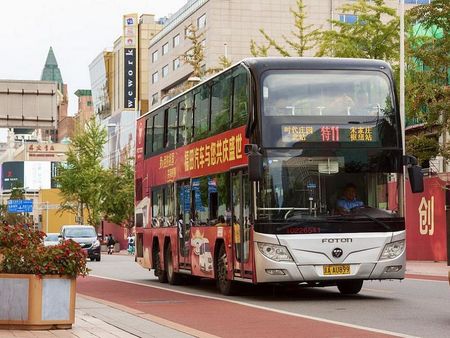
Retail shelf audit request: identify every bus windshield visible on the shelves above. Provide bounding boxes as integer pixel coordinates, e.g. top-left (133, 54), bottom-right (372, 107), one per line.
top-left (257, 149), bottom-right (403, 231)
top-left (263, 70), bottom-right (393, 117)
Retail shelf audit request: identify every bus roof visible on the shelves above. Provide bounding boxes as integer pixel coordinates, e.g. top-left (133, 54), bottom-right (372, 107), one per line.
top-left (138, 57), bottom-right (392, 120)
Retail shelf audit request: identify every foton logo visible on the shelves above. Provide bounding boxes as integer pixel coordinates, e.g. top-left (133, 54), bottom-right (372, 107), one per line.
top-left (322, 238), bottom-right (352, 243)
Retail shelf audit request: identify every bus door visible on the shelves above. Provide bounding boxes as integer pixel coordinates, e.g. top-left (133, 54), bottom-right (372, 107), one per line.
top-left (177, 180), bottom-right (192, 269)
top-left (231, 170), bottom-right (253, 280)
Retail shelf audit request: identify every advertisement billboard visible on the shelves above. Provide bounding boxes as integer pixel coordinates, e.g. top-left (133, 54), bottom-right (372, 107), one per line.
top-left (2, 161), bottom-right (24, 190)
top-left (24, 161), bottom-right (51, 190)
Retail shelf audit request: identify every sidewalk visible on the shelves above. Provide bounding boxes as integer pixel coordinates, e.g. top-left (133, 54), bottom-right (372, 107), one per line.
top-left (406, 260), bottom-right (448, 280)
top-left (0, 296), bottom-right (195, 338)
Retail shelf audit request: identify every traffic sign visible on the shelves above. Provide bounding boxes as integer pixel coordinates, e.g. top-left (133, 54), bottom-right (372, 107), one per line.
top-left (7, 199), bottom-right (33, 213)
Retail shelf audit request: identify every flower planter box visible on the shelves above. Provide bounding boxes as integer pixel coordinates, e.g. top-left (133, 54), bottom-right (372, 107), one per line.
top-left (0, 274), bottom-right (76, 330)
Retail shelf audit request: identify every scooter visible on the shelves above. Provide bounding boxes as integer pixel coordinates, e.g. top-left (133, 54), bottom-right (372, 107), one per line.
top-left (108, 244), bottom-right (114, 255)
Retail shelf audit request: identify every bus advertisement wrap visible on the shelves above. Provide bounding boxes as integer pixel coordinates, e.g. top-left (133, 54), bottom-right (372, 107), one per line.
top-left (145, 126), bottom-right (248, 187)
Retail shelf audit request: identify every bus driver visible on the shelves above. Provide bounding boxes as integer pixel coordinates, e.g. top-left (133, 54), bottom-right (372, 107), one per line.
top-left (336, 183), bottom-right (364, 214)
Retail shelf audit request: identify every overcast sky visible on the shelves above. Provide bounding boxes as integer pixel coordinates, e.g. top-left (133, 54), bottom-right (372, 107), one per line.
top-left (0, 0), bottom-right (187, 116)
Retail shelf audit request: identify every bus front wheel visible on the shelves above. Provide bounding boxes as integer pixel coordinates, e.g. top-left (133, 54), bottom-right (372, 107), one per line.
top-left (337, 280), bottom-right (363, 295)
top-left (216, 244), bottom-right (236, 296)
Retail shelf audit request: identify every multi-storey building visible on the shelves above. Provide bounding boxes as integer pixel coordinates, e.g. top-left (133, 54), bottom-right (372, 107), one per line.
top-left (89, 14), bottom-right (163, 167)
top-left (148, 0), bottom-right (425, 107)
top-left (74, 89), bottom-right (94, 127)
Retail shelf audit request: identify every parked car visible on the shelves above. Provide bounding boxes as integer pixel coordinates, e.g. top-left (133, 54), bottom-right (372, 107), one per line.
top-left (60, 225), bottom-right (101, 261)
top-left (43, 233), bottom-right (60, 247)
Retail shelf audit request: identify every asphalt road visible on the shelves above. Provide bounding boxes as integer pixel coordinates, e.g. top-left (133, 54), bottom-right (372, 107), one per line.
top-left (86, 254), bottom-right (450, 338)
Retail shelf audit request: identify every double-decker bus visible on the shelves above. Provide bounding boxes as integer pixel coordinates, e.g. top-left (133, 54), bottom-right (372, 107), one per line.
top-left (135, 58), bottom-right (423, 295)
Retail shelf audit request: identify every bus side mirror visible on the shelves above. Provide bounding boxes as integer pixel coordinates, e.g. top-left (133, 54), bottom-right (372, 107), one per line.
top-left (408, 165), bottom-right (424, 193)
top-left (245, 144), bottom-right (263, 181)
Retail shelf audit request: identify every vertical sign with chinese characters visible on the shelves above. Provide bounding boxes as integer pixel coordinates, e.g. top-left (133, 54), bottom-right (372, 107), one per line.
top-left (123, 14), bottom-right (138, 110)
top-left (418, 196), bottom-right (434, 236)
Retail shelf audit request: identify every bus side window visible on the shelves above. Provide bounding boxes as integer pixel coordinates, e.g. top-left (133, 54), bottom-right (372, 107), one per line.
top-left (208, 173), bottom-right (231, 226)
top-left (177, 95), bottom-right (193, 146)
top-left (144, 117), bottom-right (153, 157)
top-left (165, 106), bottom-right (178, 149)
top-left (193, 85), bottom-right (210, 141)
top-left (232, 70), bottom-right (248, 128)
top-left (210, 74), bottom-right (231, 135)
top-left (192, 177), bottom-right (209, 225)
top-left (152, 112), bottom-right (164, 153)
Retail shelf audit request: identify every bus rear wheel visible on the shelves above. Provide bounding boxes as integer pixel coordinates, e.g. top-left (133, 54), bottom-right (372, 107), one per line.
top-left (153, 248), bottom-right (167, 283)
top-left (216, 244), bottom-right (236, 296)
top-left (337, 280), bottom-right (363, 295)
top-left (165, 244), bottom-right (182, 285)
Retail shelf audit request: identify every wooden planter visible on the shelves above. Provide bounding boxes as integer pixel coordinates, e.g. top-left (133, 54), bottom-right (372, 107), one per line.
top-left (0, 274), bottom-right (76, 330)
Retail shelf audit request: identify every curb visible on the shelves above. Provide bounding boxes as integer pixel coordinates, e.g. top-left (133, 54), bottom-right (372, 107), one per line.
top-left (77, 294), bottom-right (220, 338)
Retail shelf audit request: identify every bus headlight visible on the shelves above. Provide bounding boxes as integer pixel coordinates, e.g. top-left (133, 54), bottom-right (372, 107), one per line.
top-left (380, 240), bottom-right (405, 260)
top-left (257, 242), bottom-right (293, 262)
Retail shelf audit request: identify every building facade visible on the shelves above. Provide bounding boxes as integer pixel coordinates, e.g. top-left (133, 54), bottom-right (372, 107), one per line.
top-left (74, 89), bottom-right (94, 127)
top-left (89, 14), bottom-right (163, 168)
top-left (147, 0), bottom-right (423, 107)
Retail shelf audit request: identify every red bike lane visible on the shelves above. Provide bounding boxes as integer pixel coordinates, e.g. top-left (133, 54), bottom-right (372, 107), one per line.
top-left (77, 276), bottom-right (401, 338)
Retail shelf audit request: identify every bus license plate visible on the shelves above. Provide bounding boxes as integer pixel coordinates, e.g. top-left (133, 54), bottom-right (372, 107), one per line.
top-left (323, 265), bottom-right (350, 275)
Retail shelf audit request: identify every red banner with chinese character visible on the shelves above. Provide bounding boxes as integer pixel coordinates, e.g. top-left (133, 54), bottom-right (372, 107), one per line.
top-left (144, 126), bottom-right (248, 187)
top-left (404, 177), bottom-right (448, 261)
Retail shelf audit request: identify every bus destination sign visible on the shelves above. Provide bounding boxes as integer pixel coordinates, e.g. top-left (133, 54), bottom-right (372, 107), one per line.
top-left (281, 125), bottom-right (376, 143)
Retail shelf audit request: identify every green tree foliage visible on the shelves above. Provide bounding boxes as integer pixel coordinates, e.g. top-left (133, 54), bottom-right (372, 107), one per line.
top-left (102, 161), bottom-right (135, 228)
top-left (405, 0), bottom-right (449, 160)
top-left (250, 0), bottom-right (319, 57)
top-left (406, 134), bottom-right (440, 167)
top-left (56, 118), bottom-right (107, 228)
top-left (182, 25), bottom-right (205, 78)
top-left (316, 0), bottom-right (399, 63)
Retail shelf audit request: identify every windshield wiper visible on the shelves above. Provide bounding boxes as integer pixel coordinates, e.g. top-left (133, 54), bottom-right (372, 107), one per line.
top-left (276, 219), bottom-right (340, 232)
top-left (352, 210), bottom-right (392, 230)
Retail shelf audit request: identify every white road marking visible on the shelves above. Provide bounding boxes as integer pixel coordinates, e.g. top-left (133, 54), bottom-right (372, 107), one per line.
top-left (89, 274), bottom-right (418, 338)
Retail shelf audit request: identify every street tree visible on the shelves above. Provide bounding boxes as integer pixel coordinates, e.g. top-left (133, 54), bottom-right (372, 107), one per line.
top-left (181, 24), bottom-right (205, 78)
top-left (405, 0), bottom-right (450, 162)
top-left (101, 161), bottom-right (135, 229)
top-left (250, 0), bottom-right (320, 57)
top-left (56, 118), bottom-right (107, 229)
top-left (316, 0), bottom-right (399, 63)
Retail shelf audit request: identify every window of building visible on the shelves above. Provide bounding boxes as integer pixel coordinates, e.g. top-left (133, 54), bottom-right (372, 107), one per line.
top-left (197, 14), bottom-right (206, 29)
top-left (162, 42), bottom-right (169, 55)
top-left (87, 101), bottom-right (92, 106)
top-left (405, 0), bottom-right (430, 3)
top-left (184, 24), bottom-right (192, 39)
top-left (173, 57), bottom-right (181, 70)
top-left (211, 74), bottom-right (231, 134)
top-left (152, 50), bottom-right (158, 63)
top-left (162, 65), bottom-right (169, 78)
top-left (177, 95), bottom-right (193, 146)
top-left (152, 72), bottom-right (159, 84)
top-left (193, 85), bottom-right (210, 140)
top-left (339, 14), bottom-right (358, 24)
top-left (151, 93), bottom-right (159, 106)
top-left (173, 34), bottom-right (180, 47)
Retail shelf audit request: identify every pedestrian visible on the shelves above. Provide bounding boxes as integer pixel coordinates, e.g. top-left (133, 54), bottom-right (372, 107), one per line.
top-left (107, 234), bottom-right (115, 254)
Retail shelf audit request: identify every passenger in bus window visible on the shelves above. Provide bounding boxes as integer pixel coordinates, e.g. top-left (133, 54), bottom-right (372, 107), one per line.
top-left (336, 183), bottom-right (364, 214)
top-left (330, 92), bottom-right (354, 115)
